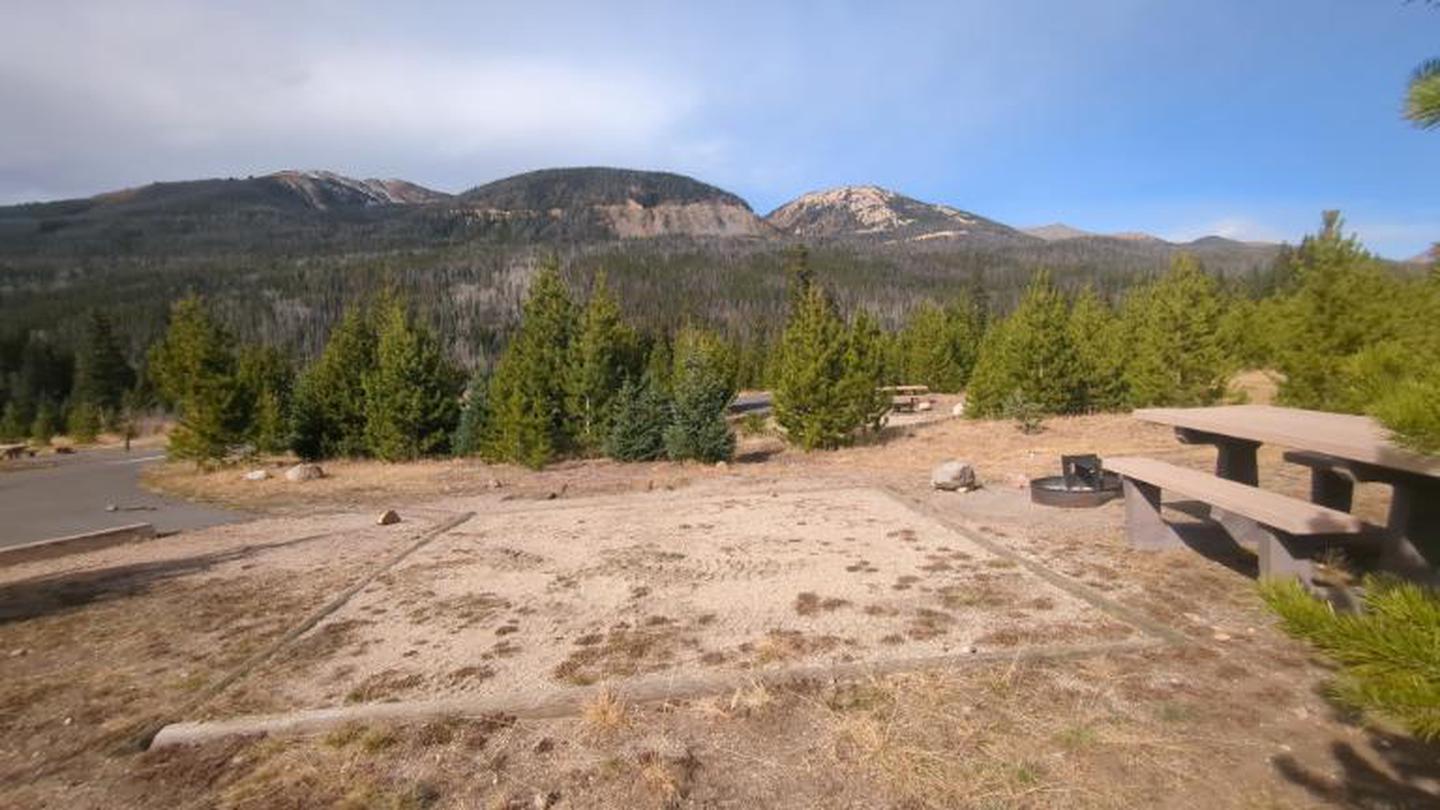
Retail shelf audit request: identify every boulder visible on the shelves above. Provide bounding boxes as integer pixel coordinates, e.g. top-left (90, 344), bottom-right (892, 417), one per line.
top-left (242, 469), bottom-right (270, 482)
top-left (951, 402), bottom-right (966, 418)
top-left (930, 460), bottom-right (977, 491)
top-left (376, 509), bottom-right (401, 526)
top-left (285, 463), bottom-right (325, 482)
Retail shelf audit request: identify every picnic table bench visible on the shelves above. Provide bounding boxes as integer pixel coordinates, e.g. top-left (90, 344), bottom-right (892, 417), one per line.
top-left (1, 443), bottom-right (30, 460)
top-left (1105, 456), bottom-right (1370, 584)
top-left (1108, 405), bottom-right (1440, 583)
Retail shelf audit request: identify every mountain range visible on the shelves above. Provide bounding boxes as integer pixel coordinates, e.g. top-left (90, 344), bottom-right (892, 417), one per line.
top-left (0, 166), bottom-right (1279, 256)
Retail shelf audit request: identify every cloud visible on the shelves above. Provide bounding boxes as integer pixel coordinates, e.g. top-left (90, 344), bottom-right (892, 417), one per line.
top-left (0, 1), bottom-right (698, 200)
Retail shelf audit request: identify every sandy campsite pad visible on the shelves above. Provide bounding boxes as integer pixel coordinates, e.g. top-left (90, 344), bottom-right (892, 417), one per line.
top-left (207, 486), bottom-right (1142, 719)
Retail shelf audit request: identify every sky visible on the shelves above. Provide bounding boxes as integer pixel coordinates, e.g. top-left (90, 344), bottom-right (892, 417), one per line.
top-left (1, 0), bottom-right (1436, 258)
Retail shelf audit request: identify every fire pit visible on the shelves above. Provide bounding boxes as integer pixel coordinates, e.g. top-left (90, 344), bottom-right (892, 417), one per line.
top-left (1030, 454), bottom-right (1121, 508)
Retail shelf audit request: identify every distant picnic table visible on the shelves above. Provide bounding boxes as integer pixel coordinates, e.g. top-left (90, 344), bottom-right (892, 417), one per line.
top-left (1105, 400), bottom-right (1434, 579)
top-left (880, 385), bottom-right (930, 413)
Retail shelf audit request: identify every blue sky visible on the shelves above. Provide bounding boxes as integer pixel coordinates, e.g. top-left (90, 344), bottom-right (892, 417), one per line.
top-left (1, 0), bottom-right (1436, 257)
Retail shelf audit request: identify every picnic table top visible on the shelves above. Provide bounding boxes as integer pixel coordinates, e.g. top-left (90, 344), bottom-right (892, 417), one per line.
top-left (1134, 405), bottom-right (1440, 479)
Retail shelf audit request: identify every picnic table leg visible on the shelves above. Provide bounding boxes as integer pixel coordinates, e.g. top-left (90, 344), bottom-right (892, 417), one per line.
top-left (1256, 528), bottom-right (1314, 586)
top-left (1175, 428), bottom-right (1264, 539)
top-left (1120, 479), bottom-right (1186, 551)
top-left (1383, 477), bottom-right (1440, 580)
top-left (1309, 469), bottom-right (1354, 512)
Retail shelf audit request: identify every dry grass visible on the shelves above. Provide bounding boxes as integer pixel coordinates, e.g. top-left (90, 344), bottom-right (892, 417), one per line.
top-left (581, 688), bottom-right (631, 734)
top-left (825, 662), bottom-right (1196, 809)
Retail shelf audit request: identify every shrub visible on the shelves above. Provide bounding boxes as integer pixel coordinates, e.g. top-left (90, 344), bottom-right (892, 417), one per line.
top-left (1260, 576), bottom-right (1440, 742)
top-left (663, 329), bottom-right (735, 463)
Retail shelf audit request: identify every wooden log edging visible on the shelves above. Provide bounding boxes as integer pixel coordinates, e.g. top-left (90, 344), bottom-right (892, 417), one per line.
top-left (0, 523), bottom-right (156, 567)
top-left (129, 510), bottom-right (475, 750)
top-left (149, 637), bottom-right (1166, 748)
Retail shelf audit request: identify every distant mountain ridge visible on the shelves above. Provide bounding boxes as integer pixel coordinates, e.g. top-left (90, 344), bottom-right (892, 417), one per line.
top-left (0, 166), bottom-right (1291, 265)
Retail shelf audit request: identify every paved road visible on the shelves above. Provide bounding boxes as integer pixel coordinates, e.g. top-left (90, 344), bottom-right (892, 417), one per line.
top-left (0, 447), bottom-right (244, 548)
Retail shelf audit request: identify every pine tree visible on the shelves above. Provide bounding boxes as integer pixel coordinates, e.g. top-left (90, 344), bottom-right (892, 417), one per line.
top-left (897, 295), bottom-right (983, 392)
top-left (664, 328), bottom-right (736, 463)
top-left (1122, 254), bottom-right (1231, 408)
top-left (566, 272), bottom-right (639, 453)
top-left (362, 296), bottom-right (461, 461)
top-left (451, 369), bottom-right (490, 457)
top-left (236, 345), bottom-right (293, 454)
top-left (842, 309), bottom-right (892, 433)
top-left (71, 310), bottom-right (133, 417)
top-left (772, 284), bottom-right (886, 450)
top-left (484, 260), bottom-right (577, 468)
top-left (605, 375), bottom-right (672, 461)
top-left (1068, 286), bottom-right (1128, 411)
top-left (0, 401), bottom-right (27, 441)
top-left (147, 296), bottom-right (247, 463)
top-left (966, 272), bottom-right (1086, 418)
top-left (1273, 213), bottom-right (1401, 412)
top-left (290, 305), bottom-right (378, 459)
top-left (67, 400), bottom-right (102, 443)
top-left (29, 402), bottom-right (57, 445)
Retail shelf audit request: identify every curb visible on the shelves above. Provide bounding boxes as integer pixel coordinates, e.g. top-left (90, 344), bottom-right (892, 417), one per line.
top-left (149, 637), bottom-right (1167, 747)
top-left (0, 523), bottom-right (156, 566)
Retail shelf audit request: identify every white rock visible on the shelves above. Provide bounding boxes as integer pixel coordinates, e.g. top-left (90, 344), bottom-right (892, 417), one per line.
top-left (284, 463), bottom-right (324, 482)
top-left (376, 509), bottom-right (401, 526)
top-left (930, 460), bottom-right (977, 491)
top-left (916, 400), bottom-right (933, 412)
top-left (241, 469), bottom-right (269, 481)
top-left (951, 402), bottom-right (966, 417)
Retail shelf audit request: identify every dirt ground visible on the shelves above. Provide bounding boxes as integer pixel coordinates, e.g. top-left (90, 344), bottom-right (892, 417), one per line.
top-left (3, 410), bottom-right (1437, 808)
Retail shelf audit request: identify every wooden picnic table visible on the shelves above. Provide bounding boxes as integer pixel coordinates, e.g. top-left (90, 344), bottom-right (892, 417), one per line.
top-left (1134, 405), bottom-right (1440, 576)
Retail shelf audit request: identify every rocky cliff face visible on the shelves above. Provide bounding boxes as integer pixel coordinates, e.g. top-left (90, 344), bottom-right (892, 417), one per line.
top-left (765, 185), bottom-right (1027, 244)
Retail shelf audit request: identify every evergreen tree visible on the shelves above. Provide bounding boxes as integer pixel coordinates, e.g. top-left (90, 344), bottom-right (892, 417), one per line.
top-left (1122, 254), bottom-right (1230, 407)
top-left (67, 400), bottom-right (102, 443)
top-left (644, 336), bottom-right (674, 395)
top-left (966, 272), bottom-right (1086, 417)
top-left (29, 401), bottom-right (58, 445)
top-left (0, 401), bottom-right (26, 441)
top-left (452, 369), bottom-right (490, 457)
top-left (1273, 213), bottom-right (1400, 412)
top-left (236, 345), bottom-right (293, 454)
top-left (484, 261), bottom-right (577, 468)
top-left (290, 305), bottom-right (378, 459)
top-left (843, 309), bottom-right (892, 434)
top-left (566, 272), bottom-right (638, 453)
top-left (71, 310), bottom-right (133, 416)
top-left (897, 295), bottom-right (983, 392)
top-left (1067, 286), bottom-right (1129, 412)
top-left (147, 296), bottom-right (247, 463)
top-left (362, 296), bottom-right (462, 461)
top-left (664, 328), bottom-right (736, 463)
top-left (772, 284), bottom-right (887, 450)
top-left (605, 375), bottom-right (672, 461)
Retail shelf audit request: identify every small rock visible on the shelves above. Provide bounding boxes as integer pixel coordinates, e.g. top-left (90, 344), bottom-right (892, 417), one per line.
top-left (377, 509), bottom-right (401, 526)
top-left (10, 648), bottom-right (28, 657)
top-left (284, 463), bottom-right (324, 482)
top-left (63, 717), bottom-right (72, 726)
top-left (930, 460), bottom-right (977, 491)
top-left (916, 400), bottom-right (933, 412)
top-left (487, 478), bottom-right (504, 489)
top-left (241, 469), bottom-right (269, 482)
top-left (1212, 632), bottom-right (1232, 642)
top-left (104, 503), bottom-right (117, 512)
top-left (715, 461), bottom-right (728, 470)
top-left (532, 737), bottom-right (555, 754)
top-left (950, 402), bottom-right (966, 418)
top-left (532, 790), bottom-right (559, 809)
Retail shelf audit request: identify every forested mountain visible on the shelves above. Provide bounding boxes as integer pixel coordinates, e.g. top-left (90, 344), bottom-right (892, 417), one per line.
top-left (0, 166), bottom-right (1288, 370)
